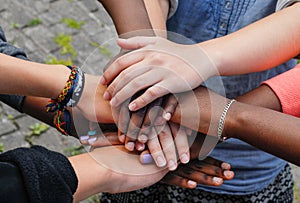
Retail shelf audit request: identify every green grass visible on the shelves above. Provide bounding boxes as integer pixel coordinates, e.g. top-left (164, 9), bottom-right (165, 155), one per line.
top-left (27, 18), bottom-right (42, 27)
top-left (0, 143), bottom-right (3, 153)
top-left (61, 18), bottom-right (85, 30)
top-left (54, 33), bottom-right (77, 57)
top-left (90, 42), bottom-right (112, 57)
top-left (25, 123), bottom-right (49, 146)
top-left (64, 145), bottom-right (85, 157)
top-left (46, 56), bottom-right (73, 66)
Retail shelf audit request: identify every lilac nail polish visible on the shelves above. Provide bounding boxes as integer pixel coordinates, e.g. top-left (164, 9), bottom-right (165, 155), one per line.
top-left (142, 154), bottom-right (153, 164)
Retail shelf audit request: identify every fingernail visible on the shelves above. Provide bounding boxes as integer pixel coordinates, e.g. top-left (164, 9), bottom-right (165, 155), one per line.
top-left (156, 156), bottom-right (166, 167)
top-left (138, 134), bottom-right (148, 143)
top-left (119, 134), bottom-right (125, 143)
top-left (103, 92), bottom-right (111, 100)
top-left (110, 98), bottom-right (117, 106)
top-left (221, 162), bottom-right (231, 170)
top-left (88, 130), bottom-right (97, 136)
top-left (180, 153), bottom-right (189, 164)
top-left (136, 143), bottom-right (145, 151)
top-left (100, 76), bottom-right (106, 85)
top-left (168, 160), bottom-right (177, 171)
top-left (128, 102), bottom-right (136, 111)
top-left (223, 171), bottom-right (234, 178)
top-left (88, 137), bottom-right (97, 145)
top-left (125, 142), bottom-right (135, 151)
top-left (187, 180), bottom-right (197, 188)
top-left (80, 135), bottom-right (89, 141)
top-left (141, 154), bottom-right (153, 164)
top-left (163, 112), bottom-right (171, 121)
top-left (212, 177), bottom-right (223, 184)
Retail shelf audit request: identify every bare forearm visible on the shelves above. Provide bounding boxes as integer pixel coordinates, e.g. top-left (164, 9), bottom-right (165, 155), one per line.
top-left (0, 53), bottom-right (69, 98)
top-left (225, 100), bottom-right (300, 166)
top-left (99, 0), bottom-right (155, 37)
top-left (202, 3), bottom-right (300, 76)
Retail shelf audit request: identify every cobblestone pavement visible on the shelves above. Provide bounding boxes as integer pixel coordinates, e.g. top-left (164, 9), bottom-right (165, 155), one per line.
top-left (0, 0), bottom-right (300, 202)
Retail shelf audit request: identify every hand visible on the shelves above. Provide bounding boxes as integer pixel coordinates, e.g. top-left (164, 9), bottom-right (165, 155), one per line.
top-left (76, 74), bottom-right (114, 123)
top-left (100, 36), bottom-right (218, 111)
top-left (161, 156), bottom-right (234, 188)
top-left (89, 145), bottom-right (168, 194)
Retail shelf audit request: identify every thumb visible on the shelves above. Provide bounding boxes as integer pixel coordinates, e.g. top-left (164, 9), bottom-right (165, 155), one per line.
top-left (117, 36), bottom-right (157, 50)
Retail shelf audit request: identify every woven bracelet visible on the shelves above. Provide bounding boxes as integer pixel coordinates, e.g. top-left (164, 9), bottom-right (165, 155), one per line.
top-left (217, 99), bottom-right (236, 142)
top-left (66, 66), bottom-right (85, 107)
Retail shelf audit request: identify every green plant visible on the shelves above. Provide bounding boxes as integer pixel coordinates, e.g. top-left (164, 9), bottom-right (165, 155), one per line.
top-left (46, 56), bottom-right (73, 66)
top-left (0, 143), bottom-right (4, 153)
top-left (11, 23), bottom-right (20, 29)
top-left (90, 42), bottom-right (112, 57)
top-left (25, 123), bottom-right (49, 146)
top-left (27, 18), bottom-right (42, 27)
top-left (64, 145), bottom-right (85, 157)
top-left (88, 194), bottom-right (100, 203)
top-left (61, 18), bottom-right (85, 30)
top-left (54, 34), bottom-right (77, 57)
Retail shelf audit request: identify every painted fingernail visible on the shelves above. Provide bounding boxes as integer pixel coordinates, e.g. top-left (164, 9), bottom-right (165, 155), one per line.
top-left (88, 130), bottom-right (97, 136)
top-left (128, 102), bottom-right (136, 111)
top-left (163, 112), bottom-right (171, 121)
top-left (119, 134), bottom-right (125, 143)
top-left (156, 156), bottom-right (166, 167)
top-left (110, 98), bottom-right (117, 106)
top-left (180, 153), bottom-right (189, 164)
top-left (187, 180), bottom-right (197, 188)
top-left (100, 76), bottom-right (106, 85)
top-left (88, 137), bottom-right (97, 145)
top-left (138, 134), bottom-right (148, 143)
top-left (212, 177), bottom-right (223, 184)
top-left (223, 171), bottom-right (234, 178)
top-left (168, 160), bottom-right (177, 171)
top-left (80, 135), bottom-right (89, 141)
top-left (221, 162), bottom-right (231, 170)
top-left (141, 154), bottom-right (153, 164)
top-left (125, 142), bottom-right (135, 151)
top-left (136, 143), bottom-right (145, 151)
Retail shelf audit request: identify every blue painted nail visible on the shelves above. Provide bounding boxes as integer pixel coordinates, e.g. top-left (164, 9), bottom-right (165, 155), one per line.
top-left (88, 130), bottom-right (97, 136)
top-left (142, 154), bottom-right (153, 164)
top-left (80, 135), bottom-right (89, 141)
top-left (88, 137), bottom-right (97, 144)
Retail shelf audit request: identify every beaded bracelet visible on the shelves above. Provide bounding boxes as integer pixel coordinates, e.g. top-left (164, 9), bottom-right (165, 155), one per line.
top-left (46, 65), bottom-right (85, 136)
top-left (217, 99), bottom-right (236, 142)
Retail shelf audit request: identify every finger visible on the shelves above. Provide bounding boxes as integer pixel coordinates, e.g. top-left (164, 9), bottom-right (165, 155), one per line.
top-left (137, 98), bottom-right (164, 143)
top-left (128, 84), bottom-right (170, 111)
top-left (186, 159), bottom-right (234, 181)
top-left (162, 94), bottom-right (178, 121)
top-left (100, 51), bottom-right (145, 86)
top-left (89, 132), bottom-right (122, 147)
top-left (170, 123), bottom-right (190, 164)
top-left (117, 100), bottom-right (130, 143)
top-left (105, 61), bottom-right (151, 100)
top-left (172, 163), bottom-right (225, 186)
top-left (161, 172), bottom-right (197, 189)
top-left (147, 128), bottom-right (167, 167)
top-left (117, 37), bottom-right (157, 50)
top-left (156, 123), bottom-right (178, 171)
top-left (125, 106), bottom-right (148, 151)
top-left (139, 150), bottom-right (154, 164)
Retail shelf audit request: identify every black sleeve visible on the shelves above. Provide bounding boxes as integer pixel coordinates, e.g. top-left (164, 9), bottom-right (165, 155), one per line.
top-left (0, 146), bottom-right (78, 203)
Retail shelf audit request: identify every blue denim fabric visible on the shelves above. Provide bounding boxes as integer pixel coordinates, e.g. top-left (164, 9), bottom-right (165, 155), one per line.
top-left (0, 26), bottom-right (26, 112)
top-left (167, 0), bottom-right (297, 195)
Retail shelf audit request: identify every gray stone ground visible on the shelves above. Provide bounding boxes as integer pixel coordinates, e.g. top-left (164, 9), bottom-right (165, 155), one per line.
top-left (0, 0), bottom-right (300, 202)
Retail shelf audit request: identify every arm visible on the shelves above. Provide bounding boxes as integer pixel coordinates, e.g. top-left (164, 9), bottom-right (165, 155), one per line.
top-left (170, 77), bottom-right (300, 166)
top-left (101, 2), bottom-right (300, 111)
